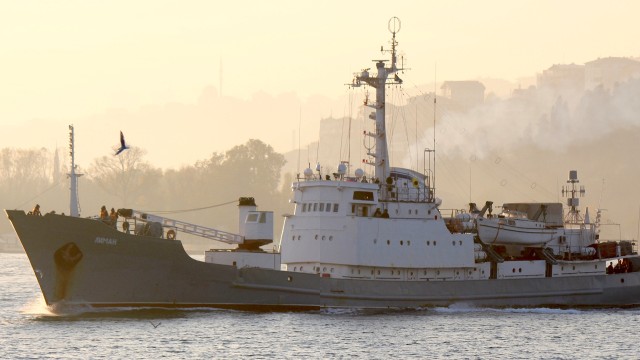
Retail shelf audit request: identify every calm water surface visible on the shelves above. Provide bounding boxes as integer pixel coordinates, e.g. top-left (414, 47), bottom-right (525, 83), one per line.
top-left (1, 253), bottom-right (639, 359)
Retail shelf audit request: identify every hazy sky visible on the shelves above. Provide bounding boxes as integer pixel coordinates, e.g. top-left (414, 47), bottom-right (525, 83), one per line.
top-left (1, 1), bottom-right (639, 168)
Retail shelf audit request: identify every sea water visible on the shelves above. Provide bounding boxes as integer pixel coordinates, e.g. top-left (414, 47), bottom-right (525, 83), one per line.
top-left (1, 252), bottom-right (639, 359)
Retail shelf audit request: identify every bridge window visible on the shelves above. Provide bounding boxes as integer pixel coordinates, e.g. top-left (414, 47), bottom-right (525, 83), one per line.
top-left (325, 203), bottom-right (331, 212)
top-left (353, 191), bottom-right (374, 201)
top-left (313, 203), bottom-right (318, 211)
top-left (333, 204), bottom-right (339, 212)
top-left (319, 203), bottom-right (325, 211)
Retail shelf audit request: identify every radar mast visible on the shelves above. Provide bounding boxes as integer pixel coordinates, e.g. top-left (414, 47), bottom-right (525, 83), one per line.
top-left (350, 17), bottom-right (404, 185)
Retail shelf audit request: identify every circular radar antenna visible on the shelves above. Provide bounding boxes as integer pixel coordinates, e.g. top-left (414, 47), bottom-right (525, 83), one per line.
top-left (388, 16), bottom-right (401, 34)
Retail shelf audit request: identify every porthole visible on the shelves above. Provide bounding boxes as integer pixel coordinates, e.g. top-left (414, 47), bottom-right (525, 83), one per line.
top-left (595, 264), bottom-right (598, 269)
top-left (329, 236), bottom-right (333, 241)
top-left (373, 239), bottom-right (377, 244)
top-left (621, 278), bottom-right (625, 283)
top-left (434, 241), bottom-right (437, 246)
top-left (427, 241), bottom-right (430, 246)
top-left (387, 240), bottom-right (390, 245)
top-left (459, 240), bottom-right (462, 246)
top-left (400, 240), bottom-right (404, 246)
top-left (297, 235), bottom-right (301, 240)
top-left (452, 241), bottom-right (456, 246)
top-left (518, 268), bottom-right (522, 273)
top-left (292, 235), bottom-right (295, 240)
top-left (407, 240), bottom-right (411, 246)
top-left (322, 235), bottom-right (326, 240)
top-left (315, 234), bottom-right (318, 240)
top-left (572, 266), bottom-right (576, 270)
top-left (512, 268), bottom-right (516, 273)
top-left (323, 267), bottom-right (327, 272)
top-left (287, 276), bottom-right (292, 282)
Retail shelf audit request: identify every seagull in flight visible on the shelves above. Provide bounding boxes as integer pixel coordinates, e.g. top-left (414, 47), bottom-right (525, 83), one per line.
top-left (149, 320), bottom-right (161, 328)
top-left (114, 131), bottom-right (130, 155)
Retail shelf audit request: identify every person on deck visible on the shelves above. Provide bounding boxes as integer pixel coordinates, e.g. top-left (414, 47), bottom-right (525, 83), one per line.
top-left (607, 262), bottom-right (614, 274)
top-left (100, 206), bottom-right (109, 220)
top-left (31, 204), bottom-right (42, 216)
top-left (381, 209), bottom-right (390, 218)
top-left (109, 208), bottom-right (118, 227)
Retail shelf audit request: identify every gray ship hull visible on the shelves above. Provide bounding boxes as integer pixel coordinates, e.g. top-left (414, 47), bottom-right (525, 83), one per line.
top-left (7, 210), bottom-right (640, 310)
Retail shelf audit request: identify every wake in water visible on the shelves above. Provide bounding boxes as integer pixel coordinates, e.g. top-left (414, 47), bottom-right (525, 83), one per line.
top-left (19, 296), bottom-right (230, 320)
top-left (429, 303), bottom-right (583, 315)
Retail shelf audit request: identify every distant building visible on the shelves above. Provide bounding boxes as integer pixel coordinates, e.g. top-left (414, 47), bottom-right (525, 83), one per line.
top-left (537, 63), bottom-right (585, 93)
top-left (440, 81), bottom-right (485, 111)
top-left (584, 57), bottom-right (640, 91)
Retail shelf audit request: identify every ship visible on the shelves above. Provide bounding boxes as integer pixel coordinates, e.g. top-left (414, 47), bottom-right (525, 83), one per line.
top-left (6, 18), bottom-right (640, 310)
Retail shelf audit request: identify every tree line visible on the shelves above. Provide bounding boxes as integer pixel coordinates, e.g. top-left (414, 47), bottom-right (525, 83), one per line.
top-left (0, 139), bottom-right (291, 238)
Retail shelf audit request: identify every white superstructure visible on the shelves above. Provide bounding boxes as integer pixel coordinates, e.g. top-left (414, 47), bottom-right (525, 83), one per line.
top-left (279, 18), bottom-right (481, 281)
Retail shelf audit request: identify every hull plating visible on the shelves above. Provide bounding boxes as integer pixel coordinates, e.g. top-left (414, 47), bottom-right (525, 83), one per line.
top-left (7, 210), bottom-right (640, 309)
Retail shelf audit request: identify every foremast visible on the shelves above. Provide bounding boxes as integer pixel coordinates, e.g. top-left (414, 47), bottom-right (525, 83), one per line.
top-left (351, 17), bottom-right (404, 185)
top-left (68, 125), bottom-right (82, 217)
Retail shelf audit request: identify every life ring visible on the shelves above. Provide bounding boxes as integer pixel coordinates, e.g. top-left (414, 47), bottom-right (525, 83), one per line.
top-left (167, 229), bottom-right (176, 240)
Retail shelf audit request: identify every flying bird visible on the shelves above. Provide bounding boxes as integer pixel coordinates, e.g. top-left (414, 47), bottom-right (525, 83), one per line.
top-left (149, 320), bottom-right (161, 328)
top-left (114, 131), bottom-right (130, 155)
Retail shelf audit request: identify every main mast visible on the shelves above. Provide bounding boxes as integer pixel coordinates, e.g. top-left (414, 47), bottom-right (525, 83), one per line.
top-left (562, 170), bottom-right (585, 224)
top-left (351, 17), bottom-right (403, 183)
